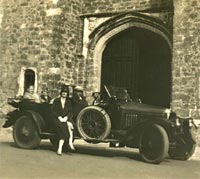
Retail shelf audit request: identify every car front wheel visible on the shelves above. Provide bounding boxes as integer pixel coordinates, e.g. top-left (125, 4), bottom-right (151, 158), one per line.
top-left (139, 124), bottom-right (169, 164)
top-left (76, 106), bottom-right (111, 140)
top-left (13, 115), bottom-right (41, 149)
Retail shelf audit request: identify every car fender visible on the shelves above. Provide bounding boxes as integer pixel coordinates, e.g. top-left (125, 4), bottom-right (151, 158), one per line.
top-left (25, 110), bottom-right (46, 135)
top-left (125, 119), bottom-right (171, 148)
top-left (3, 110), bottom-right (22, 128)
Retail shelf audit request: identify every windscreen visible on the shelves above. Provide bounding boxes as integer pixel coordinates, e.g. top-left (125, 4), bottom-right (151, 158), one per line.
top-left (104, 85), bottom-right (131, 100)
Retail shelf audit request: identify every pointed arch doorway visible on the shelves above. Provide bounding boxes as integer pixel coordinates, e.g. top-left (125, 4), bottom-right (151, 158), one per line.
top-left (101, 28), bottom-right (172, 107)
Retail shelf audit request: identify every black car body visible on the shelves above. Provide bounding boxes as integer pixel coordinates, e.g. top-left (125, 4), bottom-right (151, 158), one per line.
top-left (3, 85), bottom-right (197, 164)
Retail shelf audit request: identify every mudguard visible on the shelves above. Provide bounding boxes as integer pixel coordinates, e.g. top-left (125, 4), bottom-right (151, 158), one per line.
top-left (2, 110), bottom-right (22, 128)
top-left (125, 118), bottom-right (172, 148)
top-left (125, 116), bottom-right (197, 151)
top-left (25, 110), bottom-right (46, 134)
top-left (167, 117), bottom-right (197, 160)
top-left (3, 110), bottom-right (46, 135)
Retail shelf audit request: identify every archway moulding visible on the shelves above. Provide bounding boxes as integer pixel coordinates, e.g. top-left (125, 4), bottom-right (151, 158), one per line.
top-left (89, 12), bottom-right (172, 48)
top-left (84, 12), bottom-right (172, 93)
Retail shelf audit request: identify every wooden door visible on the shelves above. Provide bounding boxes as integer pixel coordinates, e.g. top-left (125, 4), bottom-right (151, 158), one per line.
top-left (101, 33), bottom-right (139, 99)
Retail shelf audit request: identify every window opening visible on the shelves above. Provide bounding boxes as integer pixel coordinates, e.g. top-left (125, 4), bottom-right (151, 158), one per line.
top-left (24, 69), bottom-right (35, 91)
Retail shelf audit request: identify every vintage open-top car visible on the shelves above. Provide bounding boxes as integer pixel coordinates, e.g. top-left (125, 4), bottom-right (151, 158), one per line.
top-left (3, 85), bottom-right (197, 164)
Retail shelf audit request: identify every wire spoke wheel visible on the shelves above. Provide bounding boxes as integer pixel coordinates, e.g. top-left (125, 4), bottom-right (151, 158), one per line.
top-left (13, 115), bottom-right (41, 149)
top-left (82, 111), bottom-right (105, 137)
top-left (76, 106), bottom-right (111, 140)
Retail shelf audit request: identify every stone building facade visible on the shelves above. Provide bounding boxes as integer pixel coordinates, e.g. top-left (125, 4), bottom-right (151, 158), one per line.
top-left (172, 0), bottom-right (200, 118)
top-left (0, 0), bottom-right (199, 119)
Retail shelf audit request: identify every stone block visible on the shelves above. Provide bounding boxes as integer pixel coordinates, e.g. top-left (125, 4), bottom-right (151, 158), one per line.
top-left (65, 61), bottom-right (72, 68)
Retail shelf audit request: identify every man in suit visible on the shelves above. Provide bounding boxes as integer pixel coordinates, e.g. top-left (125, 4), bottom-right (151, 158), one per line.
top-left (72, 86), bottom-right (88, 119)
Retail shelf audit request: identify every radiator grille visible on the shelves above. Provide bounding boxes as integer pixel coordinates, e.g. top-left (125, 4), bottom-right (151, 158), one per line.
top-left (121, 113), bottom-right (138, 129)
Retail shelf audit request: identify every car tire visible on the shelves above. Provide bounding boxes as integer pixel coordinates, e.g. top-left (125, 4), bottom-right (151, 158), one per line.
top-left (139, 124), bottom-right (169, 164)
top-left (13, 115), bottom-right (41, 149)
top-left (76, 106), bottom-right (111, 140)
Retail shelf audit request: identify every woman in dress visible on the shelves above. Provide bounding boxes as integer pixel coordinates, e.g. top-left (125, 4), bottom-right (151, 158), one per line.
top-left (51, 85), bottom-right (75, 155)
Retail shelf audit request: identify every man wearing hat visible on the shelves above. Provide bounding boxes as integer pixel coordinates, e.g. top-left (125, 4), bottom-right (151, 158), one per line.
top-left (72, 86), bottom-right (88, 120)
top-left (51, 85), bottom-right (75, 155)
top-left (40, 87), bottom-right (52, 103)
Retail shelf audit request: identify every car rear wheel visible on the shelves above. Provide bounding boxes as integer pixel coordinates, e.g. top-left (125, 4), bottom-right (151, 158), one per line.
top-left (13, 115), bottom-right (41, 149)
top-left (76, 106), bottom-right (111, 140)
top-left (139, 124), bottom-right (169, 164)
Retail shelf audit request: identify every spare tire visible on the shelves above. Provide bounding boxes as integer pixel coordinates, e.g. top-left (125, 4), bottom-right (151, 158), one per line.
top-left (76, 106), bottom-right (111, 140)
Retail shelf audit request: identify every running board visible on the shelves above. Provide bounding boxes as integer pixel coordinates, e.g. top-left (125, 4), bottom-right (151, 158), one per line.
top-left (83, 138), bottom-right (120, 143)
top-left (40, 133), bottom-right (120, 143)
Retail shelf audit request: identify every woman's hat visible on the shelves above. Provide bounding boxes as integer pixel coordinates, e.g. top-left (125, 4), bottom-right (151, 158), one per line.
top-left (60, 85), bottom-right (69, 93)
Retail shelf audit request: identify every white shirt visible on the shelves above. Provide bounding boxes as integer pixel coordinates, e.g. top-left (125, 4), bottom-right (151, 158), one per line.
top-left (60, 97), bottom-right (66, 109)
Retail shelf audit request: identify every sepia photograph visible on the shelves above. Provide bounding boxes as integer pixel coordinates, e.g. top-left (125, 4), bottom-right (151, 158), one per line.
top-left (0, 0), bottom-right (200, 178)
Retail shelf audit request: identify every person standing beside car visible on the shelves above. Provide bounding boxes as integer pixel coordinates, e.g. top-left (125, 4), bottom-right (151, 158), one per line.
top-left (51, 85), bottom-right (75, 155)
top-left (72, 86), bottom-right (88, 119)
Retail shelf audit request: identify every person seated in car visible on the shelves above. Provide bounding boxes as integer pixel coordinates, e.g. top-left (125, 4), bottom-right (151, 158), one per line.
top-left (23, 85), bottom-right (41, 103)
top-left (72, 86), bottom-right (88, 119)
top-left (40, 88), bottom-right (52, 103)
top-left (123, 89), bottom-right (132, 102)
top-left (92, 92), bottom-right (101, 105)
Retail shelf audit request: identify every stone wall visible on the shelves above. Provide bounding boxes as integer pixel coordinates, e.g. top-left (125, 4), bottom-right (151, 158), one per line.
top-left (0, 0), bottom-right (83, 103)
top-left (83, 0), bottom-right (172, 12)
top-left (172, 0), bottom-right (200, 119)
top-left (83, 0), bottom-right (173, 32)
top-left (0, 0), bottom-right (4, 105)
